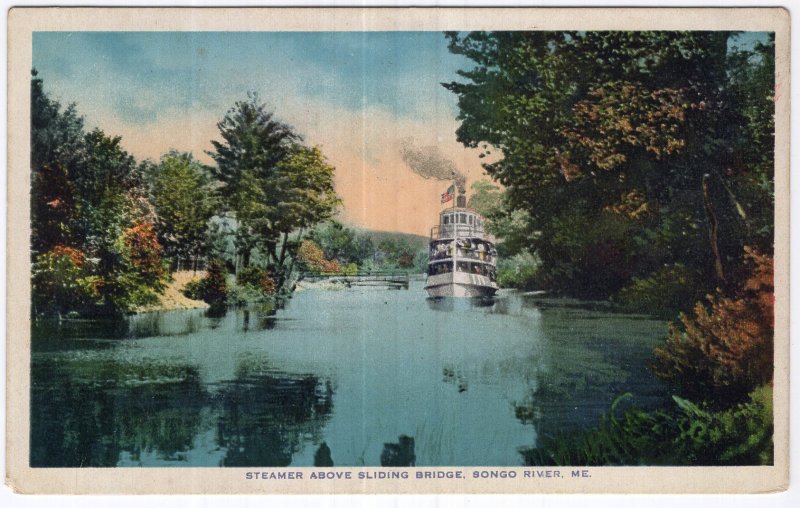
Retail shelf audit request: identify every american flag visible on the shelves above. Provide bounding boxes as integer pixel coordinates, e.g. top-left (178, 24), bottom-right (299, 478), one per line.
top-left (441, 185), bottom-right (455, 204)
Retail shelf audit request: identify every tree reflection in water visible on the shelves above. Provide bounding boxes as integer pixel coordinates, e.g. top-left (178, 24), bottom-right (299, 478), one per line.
top-left (380, 435), bottom-right (416, 466)
top-left (31, 287), bottom-right (670, 467)
top-left (216, 369), bottom-right (334, 467)
top-left (31, 353), bottom-right (334, 467)
top-left (31, 358), bottom-right (207, 467)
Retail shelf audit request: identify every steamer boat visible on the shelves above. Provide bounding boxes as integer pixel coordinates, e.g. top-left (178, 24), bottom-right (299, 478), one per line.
top-left (424, 189), bottom-right (498, 298)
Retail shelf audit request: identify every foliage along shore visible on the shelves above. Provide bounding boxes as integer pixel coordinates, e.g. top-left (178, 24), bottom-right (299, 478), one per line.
top-left (445, 31), bottom-right (776, 466)
top-left (31, 69), bottom-right (429, 320)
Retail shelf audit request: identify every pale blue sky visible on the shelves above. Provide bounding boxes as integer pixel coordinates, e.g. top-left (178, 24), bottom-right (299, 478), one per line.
top-left (32, 30), bottom-right (770, 136)
top-left (33, 31), bottom-right (467, 126)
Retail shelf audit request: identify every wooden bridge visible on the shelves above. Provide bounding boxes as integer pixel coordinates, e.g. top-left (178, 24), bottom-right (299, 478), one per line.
top-left (298, 271), bottom-right (413, 289)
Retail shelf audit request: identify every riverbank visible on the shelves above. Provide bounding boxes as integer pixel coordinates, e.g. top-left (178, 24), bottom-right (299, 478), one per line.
top-left (293, 278), bottom-right (348, 292)
top-left (134, 270), bottom-right (209, 313)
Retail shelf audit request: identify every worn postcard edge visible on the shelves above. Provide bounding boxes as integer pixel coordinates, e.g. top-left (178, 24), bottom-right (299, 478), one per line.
top-left (5, 6), bottom-right (791, 495)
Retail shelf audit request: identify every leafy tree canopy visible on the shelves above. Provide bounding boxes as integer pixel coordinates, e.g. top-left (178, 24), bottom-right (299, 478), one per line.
top-left (444, 31), bottom-right (774, 299)
top-left (146, 151), bottom-right (219, 265)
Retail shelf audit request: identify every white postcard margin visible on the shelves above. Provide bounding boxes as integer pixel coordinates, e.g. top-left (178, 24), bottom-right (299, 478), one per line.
top-left (5, 6), bottom-right (791, 495)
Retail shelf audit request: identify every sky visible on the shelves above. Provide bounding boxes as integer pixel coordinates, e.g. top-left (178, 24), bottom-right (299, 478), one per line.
top-left (33, 31), bottom-right (489, 237)
top-left (32, 31), bottom-right (770, 237)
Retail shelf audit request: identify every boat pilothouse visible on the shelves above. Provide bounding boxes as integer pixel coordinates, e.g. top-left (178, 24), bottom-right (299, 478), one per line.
top-left (424, 192), bottom-right (499, 298)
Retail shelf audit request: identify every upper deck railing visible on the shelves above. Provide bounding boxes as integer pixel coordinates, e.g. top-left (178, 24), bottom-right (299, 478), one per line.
top-left (430, 224), bottom-right (487, 240)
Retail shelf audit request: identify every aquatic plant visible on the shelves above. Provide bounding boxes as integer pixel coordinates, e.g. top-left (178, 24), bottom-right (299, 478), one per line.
top-left (523, 385), bottom-right (773, 466)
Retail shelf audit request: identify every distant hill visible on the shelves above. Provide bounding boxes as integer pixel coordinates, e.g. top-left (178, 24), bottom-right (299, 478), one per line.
top-left (353, 228), bottom-right (429, 250)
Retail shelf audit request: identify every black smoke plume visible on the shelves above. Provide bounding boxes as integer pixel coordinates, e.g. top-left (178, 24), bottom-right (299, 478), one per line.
top-left (400, 137), bottom-right (466, 192)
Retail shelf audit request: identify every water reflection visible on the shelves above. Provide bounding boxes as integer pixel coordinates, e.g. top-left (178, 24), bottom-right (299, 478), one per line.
top-left (380, 435), bottom-right (416, 466)
top-left (314, 442), bottom-right (334, 467)
top-left (32, 318), bottom-right (132, 342)
top-left (238, 305), bottom-right (278, 332)
top-left (216, 366), bottom-right (333, 467)
top-left (425, 296), bottom-right (495, 313)
top-left (31, 284), bottom-right (670, 467)
top-left (31, 353), bottom-right (334, 467)
top-left (31, 358), bottom-right (207, 467)
top-left (510, 303), bottom-right (669, 442)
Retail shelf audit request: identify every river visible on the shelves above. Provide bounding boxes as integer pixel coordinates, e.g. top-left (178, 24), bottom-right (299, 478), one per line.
top-left (31, 280), bottom-right (670, 467)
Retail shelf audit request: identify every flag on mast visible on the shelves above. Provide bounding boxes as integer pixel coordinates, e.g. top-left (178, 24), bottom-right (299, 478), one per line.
top-left (441, 184), bottom-right (455, 204)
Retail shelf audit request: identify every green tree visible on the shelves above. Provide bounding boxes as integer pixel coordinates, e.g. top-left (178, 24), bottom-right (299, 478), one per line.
top-left (208, 93), bottom-right (300, 269)
top-left (258, 145), bottom-right (341, 280)
top-left (466, 180), bottom-right (503, 219)
top-left (30, 72), bottom-right (168, 316)
top-left (30, 69), bottom-right (84, 256)
top-left (444, 31), bottom-right (774, 300)
top-left (31, 246), bottom-right (100, 317)
top-left (209, 95), bottom-right (340, 288)
top-left (307, 221), bottom-right (374, 266)
top-left (147, 151), bottom-right (219, 270)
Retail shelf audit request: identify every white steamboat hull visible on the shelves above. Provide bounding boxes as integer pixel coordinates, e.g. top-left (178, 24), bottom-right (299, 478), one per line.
top-left (424, 272), bottom-right (498, 298)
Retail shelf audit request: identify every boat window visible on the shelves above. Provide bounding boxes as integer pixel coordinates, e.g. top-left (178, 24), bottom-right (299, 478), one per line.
top-left (443, 215), bottom-right (449, 225)
top-left (476, 218), bottom-right (481, 228)
top-left (468, 215), bottom-right (474, 225)
top-left (459, 214), bottom-right (467, 224)
top-left (428, 261), bottom-right (452, 275)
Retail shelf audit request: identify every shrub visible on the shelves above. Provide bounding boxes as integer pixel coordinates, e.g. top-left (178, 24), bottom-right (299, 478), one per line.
top-left (614, 264), bottom-right (705, 318)
top-left (523, 385), bottom-right (773, 466)
top-left (121, 221), bottom-right (166, 284)
top-left (496, 251), bottom-right (540, 289)
top-left (31, 245), bottom-right (101, 315)
top-left (103, 221), bottom-right (169, 312)
top-left (182, 259), bottom-right (229, 305)
top-left (182, 278), bottom-right (204, 301)
top-left (650, 247), bottom-right (773, 407)
top-left (202, 259), bottom-right (229, 304)
top-left (297, 239), bottom-right (341, 273)
top-left (236, 266), bottom-right (263, 287)
top-left (236, 266), bottom-right (277, 295)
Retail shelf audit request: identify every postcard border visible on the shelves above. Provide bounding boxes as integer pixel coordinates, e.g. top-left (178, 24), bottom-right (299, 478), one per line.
top-left (6, 6), bottom-right (791, 495)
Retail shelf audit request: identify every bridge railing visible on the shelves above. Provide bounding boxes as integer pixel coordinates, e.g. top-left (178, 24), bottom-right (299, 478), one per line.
top-left (298, 270), bottom-right (413, 289)
top-left (298, 270), bottom-right (414, 280)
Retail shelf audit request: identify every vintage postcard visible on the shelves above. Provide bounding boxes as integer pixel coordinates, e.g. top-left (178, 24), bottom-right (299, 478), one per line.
top-left (5, 6), bottom-right (790, 495)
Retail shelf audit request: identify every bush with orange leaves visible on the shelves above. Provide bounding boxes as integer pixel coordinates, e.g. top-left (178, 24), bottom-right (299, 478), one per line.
top-left (121, 221), bottom-right (166, 283)
top-left (296, 239), bottom-right (341, 274)
top-left (651, 247), bottom-right (773, 407)
top-left (31, 245), bottom-right (102, 316)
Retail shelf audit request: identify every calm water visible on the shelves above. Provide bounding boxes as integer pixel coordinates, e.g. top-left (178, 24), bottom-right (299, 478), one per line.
top-left (31, 281), bottom-right (670, 467)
